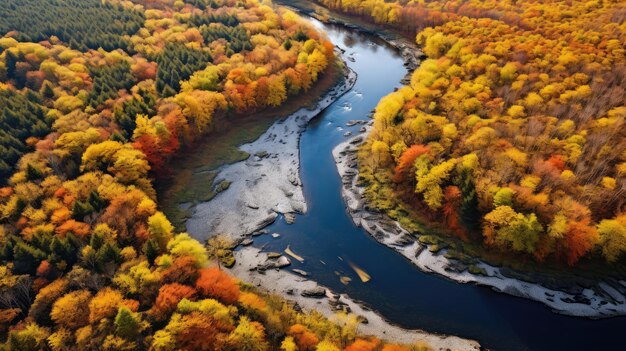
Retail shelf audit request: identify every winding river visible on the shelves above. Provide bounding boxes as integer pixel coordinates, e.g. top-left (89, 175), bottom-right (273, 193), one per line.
top-left (230, 19), bottom-right (625, 351)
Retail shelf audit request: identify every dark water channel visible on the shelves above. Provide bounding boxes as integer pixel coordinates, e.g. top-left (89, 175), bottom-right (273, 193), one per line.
top-left (244, 19), bottom-right (624, 351)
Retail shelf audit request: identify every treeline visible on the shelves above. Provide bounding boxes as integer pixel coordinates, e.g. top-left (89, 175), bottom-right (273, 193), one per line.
top-left (186, 12), bottom-right (240, 27)
top-left (319, 0), bottom-right (626, 265)
top-left (155, 43), bottom-right (213, 97)
top-left (0, 0), bottom-right (428, 350)
top-left (0, 0), bottom-right (144, 52)
top-left (87, 61), bottom-right (136, 108)
top-left (200, 24), bottom-right (252, 55)
top-left (0, 90), bottom-right (50, 185)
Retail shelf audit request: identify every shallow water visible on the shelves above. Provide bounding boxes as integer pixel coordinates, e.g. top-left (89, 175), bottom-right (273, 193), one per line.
top-left (246, 19), bottom-right (625, 351)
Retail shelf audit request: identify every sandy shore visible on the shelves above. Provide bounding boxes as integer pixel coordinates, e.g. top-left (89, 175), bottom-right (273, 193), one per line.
top-left (186, 62), bottom-right (357, 243)
top-left (184, 44), bottom-right (481, 348)
top-left (183, 4), bottom-right (620, 347)
top-left (279, 0), bottom-right (626, 320)
top-left (231, 246), bottom-right (481, 351)
top-left (333, 130), bottom-right (626, 318)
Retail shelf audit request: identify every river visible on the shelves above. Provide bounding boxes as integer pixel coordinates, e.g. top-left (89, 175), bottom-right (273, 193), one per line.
top-left (227, 18), bottom-right (625, 351)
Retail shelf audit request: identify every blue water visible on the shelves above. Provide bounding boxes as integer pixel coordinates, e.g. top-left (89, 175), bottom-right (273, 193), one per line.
top-left (246, 20), bottom-right (625, 350)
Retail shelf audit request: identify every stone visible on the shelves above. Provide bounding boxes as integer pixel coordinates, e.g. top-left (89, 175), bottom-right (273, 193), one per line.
top-left (288, 175), bottom-right (298, 186)
top-left (356, 315), bottom-right (369, 324)
top-left (276, 256), bottom-right (291, 268)
top-left (292, 302), bottom-right (302, 312)
top-left (293, 269), bottom-right (309, 277)
top-left (284, 213), bottom-right (296, 224)
top-left (256, 215), bottom-right (277, 228)
top-left (267, 252), bottom-right (281, 259)
top-left (349, 136), bottom-right (364, 144)
top-left (395, 234), bottom-right (414, 246)
top-left (241, 239), bottom-right (253, 246)
top-left (301, 287), bottom-right (326, 298)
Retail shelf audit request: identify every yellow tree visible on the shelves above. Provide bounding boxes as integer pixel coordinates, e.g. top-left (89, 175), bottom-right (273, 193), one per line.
top-left (598, 217), bottom-right (626, 262)
top-left (50, 290), bottom-right (92, 329)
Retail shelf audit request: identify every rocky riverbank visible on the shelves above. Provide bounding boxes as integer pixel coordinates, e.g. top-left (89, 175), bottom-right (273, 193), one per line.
top-left (333, 129), bottom-right (626, 318)
top-left (288, 0), bottom-right (626, 320)
top-left (186, 57), bottom-right (357, 243)
top-left (277, 0), bottom-right (423, 85)
top-left (183, 20), bottom-right (483, 348)
top-left (231, 246), bottom-right (481, 351)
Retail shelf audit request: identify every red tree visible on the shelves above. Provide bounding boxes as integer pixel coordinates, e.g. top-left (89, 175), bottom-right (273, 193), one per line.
top-left (393, 144), bottom-right (429, 183)
top-left (151, 283), bottom-right (197, 320)
top-left (195, 267), bottom-right (240, 304)
top-left (287, 324), bottom-right (319, 350)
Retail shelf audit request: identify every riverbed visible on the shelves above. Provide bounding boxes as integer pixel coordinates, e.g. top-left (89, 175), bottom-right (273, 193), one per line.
top-left (185, 17), bottom-right (626, 351)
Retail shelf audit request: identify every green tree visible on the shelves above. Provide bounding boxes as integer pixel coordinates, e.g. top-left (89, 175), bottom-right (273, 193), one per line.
top-left (115, 307), bottom-right (142, 339)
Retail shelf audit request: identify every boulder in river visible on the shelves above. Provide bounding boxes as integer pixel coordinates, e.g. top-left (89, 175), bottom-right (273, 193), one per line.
top-left (293, 269), bottom-right (309, 277)
top-left (340, 276), bottom-right (352, 285)
top-left (241, 239), bottom-right (253, 246)
top-left (267, 252), bottom-right (281, 259)
top-left (284, 213), bottom-right (296, 224)
top-left (276, 256), bottom-right (291, 268)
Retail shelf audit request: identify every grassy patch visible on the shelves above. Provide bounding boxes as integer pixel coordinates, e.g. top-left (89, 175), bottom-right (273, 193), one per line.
top-left (255, 150), bottom-right (269, 158)
top-left (468, 264), bottom-right (488, 276)
top-left (214, 179), bottom-right (231, 193)
top-left (158, 58), bottom-right (345, 231)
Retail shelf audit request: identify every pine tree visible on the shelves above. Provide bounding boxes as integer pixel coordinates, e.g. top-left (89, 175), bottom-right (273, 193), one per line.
top-left (5, 51), bottom-right (17, 80)
top-left (143, 239), bottom-right (160, 265)
top-left (13, 241), bottom-right (46, 274)
top-left (40, 82), bottom-right (54, 99)
top-left (72, 201), bottom-right (94, 220)
top-left (25, 163), bottom-right (43, 181)
top-left (114, 307), bottom-right (141, 339)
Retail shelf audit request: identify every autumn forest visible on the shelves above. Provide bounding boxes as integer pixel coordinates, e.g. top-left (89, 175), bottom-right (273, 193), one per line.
top-left (0, 0), bottom-right (419, 349)
top-left (0, 0), bottom-right (625, 350)
top-left (334, 0), bottom-right (626, 266)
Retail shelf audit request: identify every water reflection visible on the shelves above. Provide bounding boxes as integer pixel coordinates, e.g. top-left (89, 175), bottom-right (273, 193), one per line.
top-left (243, 18), bottom-right (625, 351)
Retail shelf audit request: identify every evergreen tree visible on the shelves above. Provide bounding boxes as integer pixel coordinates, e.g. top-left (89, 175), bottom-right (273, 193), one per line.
top-left (114, 307), bottom-right (141, 339)
top-left (143, 239), bottom-right (160, 265)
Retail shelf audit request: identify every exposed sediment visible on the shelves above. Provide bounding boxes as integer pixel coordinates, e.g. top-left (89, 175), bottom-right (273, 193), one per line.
top-left (333, 129), bottom-right (626, 318)
top-left (186, 61), bottom-right (357, 243)
top-left (232, 246), bottom-right (481, 351)
top-left (184, 36), bottom-right (480, 349)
